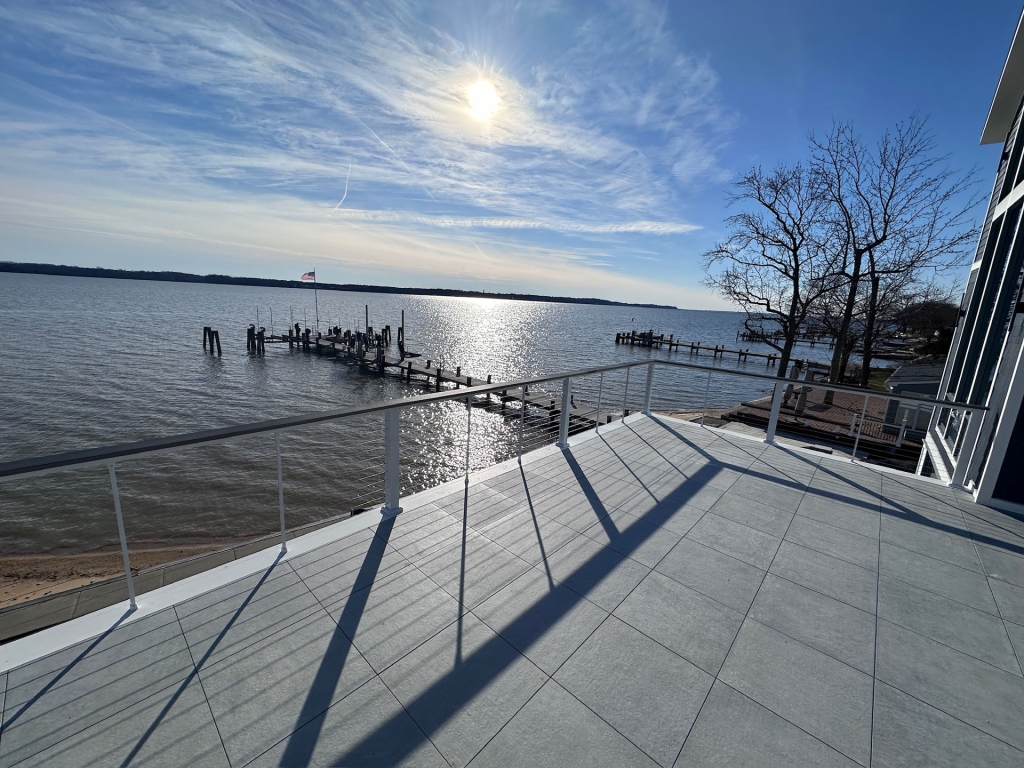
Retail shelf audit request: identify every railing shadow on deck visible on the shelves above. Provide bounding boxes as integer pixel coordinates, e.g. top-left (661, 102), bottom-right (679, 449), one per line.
top-left (311, 442), bottom-right (725, 765)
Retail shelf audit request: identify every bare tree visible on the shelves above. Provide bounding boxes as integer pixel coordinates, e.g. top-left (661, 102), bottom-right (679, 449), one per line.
top-left (811, 115), bottom-right (979, 392)
top-left (702, 164), bottom-right (839, 377)
top-left (815, 273), bottom-right (863, 383)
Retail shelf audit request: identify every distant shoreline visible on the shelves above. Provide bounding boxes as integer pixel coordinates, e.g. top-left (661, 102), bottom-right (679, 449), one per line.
top-left (0, 261), bottom-right (677, 309)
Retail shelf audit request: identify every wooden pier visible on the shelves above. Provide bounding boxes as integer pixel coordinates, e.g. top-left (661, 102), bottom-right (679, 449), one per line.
top-left (615, 330), bottom-right (780, 366)
top-left (736, 329), bottom-right (834, 348)
top-left (238, 314), bottom-right (618, 430)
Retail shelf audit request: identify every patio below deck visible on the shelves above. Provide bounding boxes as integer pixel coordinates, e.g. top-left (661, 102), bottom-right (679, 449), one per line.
top-left (1, 414), bottom-right (1023, 767)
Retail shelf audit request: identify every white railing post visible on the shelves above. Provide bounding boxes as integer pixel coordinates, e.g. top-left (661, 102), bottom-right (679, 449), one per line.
top-left (701, 370), bottom-right (712, 426)
top-left (382, 407), bottom-right (403, 517)
top-left (518, 386), bottom-right (526, 462)
top-left (765, 381), bottom-right (785, 444)
top-left (595, 372), bottom-right (604, 433)
top-left (950, 409), bottom-right (984, 488)
top-left (557, 377), bottom-right (572, 448)
top-left (276, 433), bottom-right (287, 552)
top-left (621, 367), bottom-right (631, 420)
top-left (107, 464), bottom-right (137, 609)
top-left (464, 398), bottom-right (472, 482)
top-left (852, 394), bottom-right (870, 461)
top-left (643, 362), bottom-right (655, 415)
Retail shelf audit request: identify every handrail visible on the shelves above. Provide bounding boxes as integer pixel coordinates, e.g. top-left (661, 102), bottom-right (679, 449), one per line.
top-left (0, 358), bottom-right (985, 482)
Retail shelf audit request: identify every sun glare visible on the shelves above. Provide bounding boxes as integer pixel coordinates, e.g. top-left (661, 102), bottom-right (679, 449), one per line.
top-left (467, 79), bottom-right (499, 121)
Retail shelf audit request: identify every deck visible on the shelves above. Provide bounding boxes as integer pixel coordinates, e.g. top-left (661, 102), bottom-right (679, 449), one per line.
top-left (1, 415), bottom-right (1023, 767)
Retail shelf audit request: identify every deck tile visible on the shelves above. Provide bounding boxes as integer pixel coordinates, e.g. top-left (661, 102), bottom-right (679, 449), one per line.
top-left (877, 576), bottom-right (1020, 675)
top-left (380, 613), bottom-right (547, 767)
top-left (871, 681), bottom-right (1024, 768)
top-left (469, 680), bottom-right (659, 768)
top-left (685, 513), bottom-right (782, 570)
top-left (554, 616), bottom-right (713, 767)
top-left (614, 570), bottom-right (744, 675)
top-left (876, 619), bottom-right (1024, 751)
top-left (675, 681), bottom-right (858, 768)
top-left (768, 541), bottom-right (878, 614)
top-left (749, 574), bottom-right (876, 674)
top-left (719, 619), bottom-right (873, 766)
top-left (5, 676), bottom-right (227, 768)
top-left (0, 610), bottom-right (193, 768)
top-left (655, 537), bottom-right (765, 613)
top-left (473, 568), bottom-right (608, 675)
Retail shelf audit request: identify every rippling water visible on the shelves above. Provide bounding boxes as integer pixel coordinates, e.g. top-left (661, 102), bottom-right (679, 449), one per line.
top-left (0, 272), bottom-right (836, 555)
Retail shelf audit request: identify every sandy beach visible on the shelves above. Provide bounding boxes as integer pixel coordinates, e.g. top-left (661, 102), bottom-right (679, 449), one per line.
top-left (0, 543), bottom-right (236, 609)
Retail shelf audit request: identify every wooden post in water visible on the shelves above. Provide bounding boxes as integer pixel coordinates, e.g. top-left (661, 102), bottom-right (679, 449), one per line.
top-left (213, 330), bottom-right (222, 355)
top-left (203, 326), bottom-right (211, 350)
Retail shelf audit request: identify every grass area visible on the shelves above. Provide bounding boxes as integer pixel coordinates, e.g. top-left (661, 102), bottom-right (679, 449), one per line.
top-left (867, 368), bottom-right (892, 392)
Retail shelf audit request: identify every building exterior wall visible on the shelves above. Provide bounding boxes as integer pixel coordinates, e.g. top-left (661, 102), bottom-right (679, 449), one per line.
top-left (927, 95), bottom-right (1024, 509)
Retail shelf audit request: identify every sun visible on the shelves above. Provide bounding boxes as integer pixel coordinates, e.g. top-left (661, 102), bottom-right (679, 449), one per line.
top-left (467, 79), bottom-right (500, 122)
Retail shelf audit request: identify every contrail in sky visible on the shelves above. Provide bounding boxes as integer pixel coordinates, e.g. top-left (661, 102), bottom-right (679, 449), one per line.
top-left (354, 116), bottom-right (437, 202)
top-left (333, 164), bottom-right (352, 210)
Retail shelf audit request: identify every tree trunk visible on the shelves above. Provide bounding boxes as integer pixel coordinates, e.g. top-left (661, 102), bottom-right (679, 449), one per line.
top-left (777, 280), bottom-right (803, 379)
top-left (777, 335), bottom-right (796, 380)
top-left (859, 274), bottom-right (881, 388)
top-left (824, 251), bottom-right (863, 404)
top-left (839, 339), bottom-right (855, 384)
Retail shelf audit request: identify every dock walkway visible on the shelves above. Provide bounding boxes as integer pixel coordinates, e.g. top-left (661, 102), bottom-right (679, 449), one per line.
top-left (3, 416), bottom-right (1023, 767)
top-left (616, 331), bottom-right (781, 366)
top-left (311, 338), bottom-right (618, 428)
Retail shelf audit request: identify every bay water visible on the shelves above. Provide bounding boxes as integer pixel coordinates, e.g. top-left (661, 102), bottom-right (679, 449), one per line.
top-left (0, 272), bottom-right (833, 556)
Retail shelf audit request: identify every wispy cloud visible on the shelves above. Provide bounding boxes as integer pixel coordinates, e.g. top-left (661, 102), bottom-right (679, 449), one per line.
top-left (328, 210), bottom-right (700, 235)
top-left (0, 0), bottom-right (735, 305)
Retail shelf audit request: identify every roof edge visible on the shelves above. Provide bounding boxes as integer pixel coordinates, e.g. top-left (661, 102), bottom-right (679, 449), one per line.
top-left (982, 9), bottom-right (1024, 145)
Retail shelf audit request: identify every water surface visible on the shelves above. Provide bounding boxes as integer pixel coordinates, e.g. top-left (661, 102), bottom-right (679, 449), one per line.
top-left (0, 272), bottom-right (836, 555)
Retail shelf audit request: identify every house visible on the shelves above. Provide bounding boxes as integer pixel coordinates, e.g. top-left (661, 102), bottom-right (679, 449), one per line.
top-left (921, 11), bottom-right (1024, 511)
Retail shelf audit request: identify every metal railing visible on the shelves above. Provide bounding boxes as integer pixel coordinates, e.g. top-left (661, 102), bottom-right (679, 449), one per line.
top-left (0, 359), bottom-right (985, 610)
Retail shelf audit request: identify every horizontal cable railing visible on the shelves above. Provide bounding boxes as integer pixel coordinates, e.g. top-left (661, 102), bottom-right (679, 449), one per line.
top-left (0, 358), bottom-right (986, 618)
top-left (0, 359), bottom-right (982, 481)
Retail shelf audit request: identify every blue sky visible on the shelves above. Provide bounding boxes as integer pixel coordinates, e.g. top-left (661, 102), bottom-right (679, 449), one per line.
top-left (0, 0), bottom-right (1020, 307)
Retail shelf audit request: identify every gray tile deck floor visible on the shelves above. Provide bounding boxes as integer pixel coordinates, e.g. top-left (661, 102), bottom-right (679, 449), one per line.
top-left (2, 415), bottom-right (1024, 767)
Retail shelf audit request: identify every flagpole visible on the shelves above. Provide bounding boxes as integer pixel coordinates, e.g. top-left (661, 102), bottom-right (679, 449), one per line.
top-left (313, 272), bottom-right (320, 334)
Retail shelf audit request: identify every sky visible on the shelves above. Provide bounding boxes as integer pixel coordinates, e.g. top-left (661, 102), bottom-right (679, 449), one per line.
top-left (0, 0), bottom-right (1021, 308)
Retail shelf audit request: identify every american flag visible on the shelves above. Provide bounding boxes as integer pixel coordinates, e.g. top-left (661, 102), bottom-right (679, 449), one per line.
top-left (301, 271), bottom-right (315, 281)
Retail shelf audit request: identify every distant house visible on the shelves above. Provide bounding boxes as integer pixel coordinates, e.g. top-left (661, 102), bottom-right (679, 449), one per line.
top-left (920, 12), bottom-right (1024, 510)
top-left (885, 360), bottom-right (946, 397)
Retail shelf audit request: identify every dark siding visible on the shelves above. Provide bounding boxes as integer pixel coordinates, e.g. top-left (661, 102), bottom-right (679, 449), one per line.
top-left (998, 96), bottom-right (1024, 200)
top-left (946, 99), bottom-right (1024, 399)
top-left (993, 402), bottom-right (1024, 504)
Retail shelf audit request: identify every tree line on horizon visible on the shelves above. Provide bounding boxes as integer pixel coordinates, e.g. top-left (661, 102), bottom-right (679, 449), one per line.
top-left (702, 114), bottom-right (980, 389)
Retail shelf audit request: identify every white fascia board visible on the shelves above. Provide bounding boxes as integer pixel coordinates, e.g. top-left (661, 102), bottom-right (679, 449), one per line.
top-left (982, 9), bottom-right (1024, 145)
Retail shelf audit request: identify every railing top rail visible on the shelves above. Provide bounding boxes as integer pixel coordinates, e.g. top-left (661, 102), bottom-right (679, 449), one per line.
top-left (0, 358), bottom-right (983, 481)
